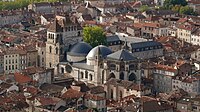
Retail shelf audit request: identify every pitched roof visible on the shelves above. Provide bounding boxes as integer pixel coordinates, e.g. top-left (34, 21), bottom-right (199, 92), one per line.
top-left (107, 49), bottom-right (137, 61)
top-left (14, 72), bottom-right (32, 84)
top-left (61, 89), bottom-right (84, 99)
top-left (131, 41), bottom-right (162, 49)
top-left (48, 19), bottom-right (63, 32)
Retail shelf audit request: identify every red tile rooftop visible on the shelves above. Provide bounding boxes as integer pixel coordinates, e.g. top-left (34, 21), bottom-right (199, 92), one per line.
top-left (14, 72), bottom-right (32, 84)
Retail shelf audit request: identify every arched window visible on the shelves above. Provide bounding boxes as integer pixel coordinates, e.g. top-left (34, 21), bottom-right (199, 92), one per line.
top-left (120, 72), bottom-right (124, 80)
top-left (85, 71), bottom-right (88, 79)
top-left (78, 31), bottom-right (80, 36)
top-left (61, 67), bottom-right (64, 73)
top-left (81, 72), bottom-right (84, 79)
top-left (56, 47), bottom-right (58, 54)
top-left (111, 89), bottom-right (113, 99)
top-left (49, 46), bottom-right (52, 53)
top-left (49, 62), bottom-right (52, 68)
top-left (48, 33), bottom-right (50, 38)
top-left (102, 70), bottom-right (104, 84)
top-left (90, 74), bottom-right (93, 81)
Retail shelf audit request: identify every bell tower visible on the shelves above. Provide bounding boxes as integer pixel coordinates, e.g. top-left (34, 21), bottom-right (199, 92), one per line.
top-left (46, 19), bottom-right (64, 75)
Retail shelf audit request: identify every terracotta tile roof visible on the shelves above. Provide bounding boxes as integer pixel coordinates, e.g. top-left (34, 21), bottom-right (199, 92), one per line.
top-left (154, 64), bottom-right (177, 73)
top-left (84, 93), bottom-right (105, 101)
top-left (24, 86), bottom-right (40, 95)
top-left (36, 97), bottom-right (60, 106)
top-left (61, 88), bottom-right (84, 99)
top-left (1, 37), bottom-right (16, 43)
top-left (14, 72), bottom-right (32, 84)
top-left (22, 66), bottom-right (46, 75)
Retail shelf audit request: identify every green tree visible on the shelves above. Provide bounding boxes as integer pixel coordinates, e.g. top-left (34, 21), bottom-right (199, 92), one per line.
top-left (139, 5), bottom-right (149, 12)
top-left (179, 6), bottom-right (197, 15)
top-left (83, 26), bottom-right (107, 47)
top-left (164, 0), bottom-right (187, 9)
top-left (172, 5), bottom-right (181, 12)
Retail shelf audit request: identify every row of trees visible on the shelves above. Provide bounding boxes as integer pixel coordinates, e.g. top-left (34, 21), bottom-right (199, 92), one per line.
top-left (163, 0), bottom-right (197, 15)
top-left (0, 0), bottom-right (67, 10)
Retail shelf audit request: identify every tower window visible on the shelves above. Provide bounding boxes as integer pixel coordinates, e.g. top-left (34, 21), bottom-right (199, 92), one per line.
top-left (56, 47), bottom-right (58, 54)
top-left (49, 46), bottom-right (52, 53)
top-left (49, 62), bottom-right (52, 68)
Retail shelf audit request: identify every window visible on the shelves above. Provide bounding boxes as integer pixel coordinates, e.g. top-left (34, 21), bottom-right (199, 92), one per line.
top-left (111, 89), bottom-right (113, 99)
top-left (49, 46), bottom-right (52, 53)
top-left (85, 71), bottom-right (88, 79)
top-left (81, 72), bottom-right (84, 78)
top-left (9, 65), bottom-right (11, 70)
top-left (12, 65), bottom-right (14, 70)
top-left (56, 47), bottom-right (58, 54)
top-left (49, 63), bottom-right (52, 68)
top-left (5, 66), bottom-right (7, 70)
top-left (90, 74), bottom-right (93, 81)
top-left (42, 58), bottom-right (44, 62)
top-left (42, 52), bottom-right (43, 55)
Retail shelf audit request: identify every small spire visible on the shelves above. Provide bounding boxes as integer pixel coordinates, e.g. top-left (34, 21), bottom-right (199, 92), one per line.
top-left (122, 39), bottom-right (129, 50)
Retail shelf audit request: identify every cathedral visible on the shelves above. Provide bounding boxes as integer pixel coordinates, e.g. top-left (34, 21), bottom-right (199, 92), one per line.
top-left (46, 14), bottom-right (142, 86)
top-left (46, 14), bottom-right (82, 74)
top-left (59, 42), bottom-right (142, 86)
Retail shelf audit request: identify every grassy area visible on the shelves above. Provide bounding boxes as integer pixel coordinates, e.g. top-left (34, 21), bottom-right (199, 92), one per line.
top-left (0, 0), bottom-right (68, 10)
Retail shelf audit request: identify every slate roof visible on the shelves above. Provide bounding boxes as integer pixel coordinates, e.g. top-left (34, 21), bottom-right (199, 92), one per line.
top-left (106, 35), bottom-right (120, 42)
top-left (72, 61), bottom-right (94, 71)
top-left (130, 41), bottom-right (162, 49)
top-left (68, 42), bottom-right (92, 56)
top-left (107, 49), bottom-right (137, 61)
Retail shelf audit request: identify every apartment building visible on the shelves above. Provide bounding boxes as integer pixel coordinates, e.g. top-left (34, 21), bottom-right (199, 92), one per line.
top-left (4, 49), bottom-right (27, 74)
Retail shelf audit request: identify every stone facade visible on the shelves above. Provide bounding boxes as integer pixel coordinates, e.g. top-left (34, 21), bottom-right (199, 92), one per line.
top-left (46, 15), bottom-right (82, 75)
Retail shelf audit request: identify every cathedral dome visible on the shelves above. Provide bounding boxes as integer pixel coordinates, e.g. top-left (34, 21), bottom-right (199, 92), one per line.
top-left (86, 45), bottom-right (112, 65)
top-left (67, 42), bottom-right (92, 62)
top-left (87, 45), bottom-right (112, 59)
top-left (69, 42), bottom-right (92, 56)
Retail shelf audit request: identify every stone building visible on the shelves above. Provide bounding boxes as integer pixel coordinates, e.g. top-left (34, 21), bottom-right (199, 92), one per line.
top-left (46, 14), bottom-right (82, 74)
top-left (104, 78), bottom-right (151, 100)
top-left (4, 49), bottom-right (27, 74)
top-left (59, 42), bottom-right (142, 86)
top-left (36, 42), bottom-right (46, 67)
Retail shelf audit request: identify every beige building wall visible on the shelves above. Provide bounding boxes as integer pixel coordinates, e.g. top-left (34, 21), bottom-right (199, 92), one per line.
top-left (177, 28), bottom-right (191, 43)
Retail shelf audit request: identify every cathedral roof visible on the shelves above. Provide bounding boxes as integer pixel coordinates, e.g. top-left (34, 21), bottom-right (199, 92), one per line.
top-left (86, 45), bottom-right (112, 60)
top-left (68, 42), bottom-right (92, 56)
top-left (107, 49), bottom-right (137, 61)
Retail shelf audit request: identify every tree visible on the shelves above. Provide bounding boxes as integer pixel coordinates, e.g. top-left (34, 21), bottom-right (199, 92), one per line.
top-left (172, 5), bottom-right (181, 12)
top-left (83, 26), bottom-right (107, 47)
top-left (179, 6), bottom-right (197, 15)
top-left (139, 5), bottom-right (149, 12)
top-left (164, 0), bottom-right (187, 9)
